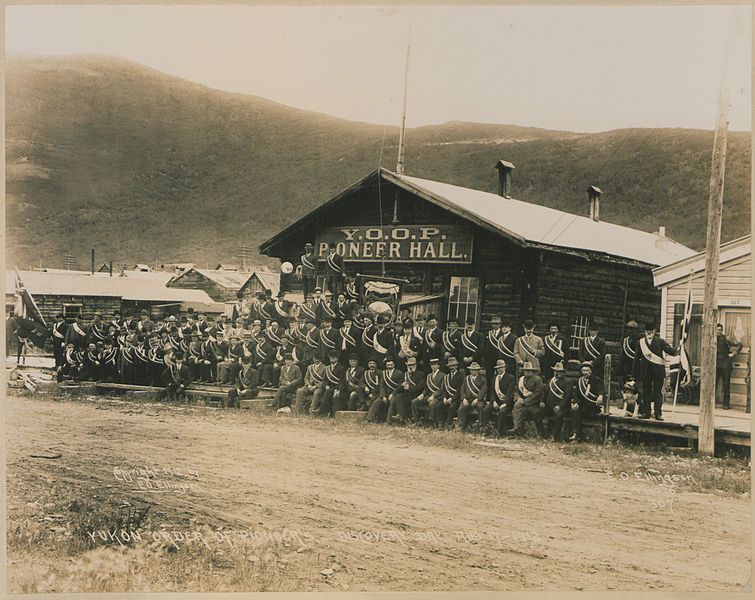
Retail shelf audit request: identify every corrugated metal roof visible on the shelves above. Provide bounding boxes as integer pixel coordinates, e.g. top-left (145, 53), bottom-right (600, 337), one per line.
top-left (176, 268), bottom-right (251, 290)
top-left (13, 270), bottom-right (216, 304)
top-left (253, 271), bottom-right (280, 296)
top-left (391, 172), bottom-right (696, 266)
top-left (653, 235), bottom-right (751, 287)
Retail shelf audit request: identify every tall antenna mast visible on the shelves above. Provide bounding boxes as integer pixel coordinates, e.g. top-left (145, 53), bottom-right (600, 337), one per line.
top-left (396, 27), bottom-right (412, 175)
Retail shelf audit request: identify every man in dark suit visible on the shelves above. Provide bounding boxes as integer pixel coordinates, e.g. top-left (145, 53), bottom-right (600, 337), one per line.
top-left (542, 322), bottom-right (568, 383)
top-left (579, 321), bottom-right (607, 377)
top-left (65, 314), bottom-right (89, 351)
top-left (633, 322), bottom-right (676, 420)
top-left (456, 362), bottom-right (488, 431)
top-left (226, 355), bottom-right (260, 408)
top-left (568, 361), bottom-right (604, 441)
top-left (616, 320), bottom-right (640, 384)
top-left (716, 323), bottom-right (743, 409)
top-left (482, 359), bottom-right (516, 436)
top-left (389, 356), bottom-right (424, 424)
top-left (300, 242), bottom-right (318, 298)
top-left (51, 313), bottom-right (68, 368)
top-left (272, 352), bottom-right (303, 410)
top-left (161, 351), bottom-right (192, 402)
top-left (324, 242), bottom-right (345, 295)
top-left (343, 354), bottom-right (366, 410)
top-left (459, 317), bottom-right (484, 371)
top-left (545, 361), bottom-right (574, 441)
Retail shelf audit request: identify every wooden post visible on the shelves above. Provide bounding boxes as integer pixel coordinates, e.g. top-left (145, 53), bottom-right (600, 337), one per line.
top-left (603, 353), bottom-right (612, 443)
top-left (698, 86), bottom-right (729, 455)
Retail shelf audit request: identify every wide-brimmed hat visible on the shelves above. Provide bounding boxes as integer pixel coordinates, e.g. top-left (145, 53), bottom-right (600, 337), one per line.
top-left (552, 361), bottom-right (565, 372)
top-left (523, 361), bottom-right (538, 371)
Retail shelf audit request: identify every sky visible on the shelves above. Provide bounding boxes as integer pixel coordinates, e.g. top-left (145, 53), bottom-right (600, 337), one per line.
top-left (5, 3), bottom-right (752, 133)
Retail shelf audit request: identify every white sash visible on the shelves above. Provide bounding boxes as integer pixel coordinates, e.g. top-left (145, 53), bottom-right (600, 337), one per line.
top-left (623, 337), bottom-right (636, 359)
top-left (578, 377), bottom-right (598, 402)
top-left (639, 337), bottom-right (666, 366)
top-left (545, 335), bottom-right (564, 358)
top-left (584, 337), bottom-right (600, 360)
top-left (373, 331), bottom-right (389, 354)
top-left (518, 376), bottom-right (533, 398)
top-left (549, 377), bottom-right (565, 400)
top-left (72, 322), bottom-right (87, 337)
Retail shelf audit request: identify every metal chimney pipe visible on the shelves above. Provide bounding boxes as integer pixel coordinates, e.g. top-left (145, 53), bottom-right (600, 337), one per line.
top-left (91, 248), bottom-right (95, 274)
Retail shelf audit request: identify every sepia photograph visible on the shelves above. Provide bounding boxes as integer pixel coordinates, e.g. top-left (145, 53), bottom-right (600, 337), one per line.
top-left (3, 1), bottom-right (752, 595)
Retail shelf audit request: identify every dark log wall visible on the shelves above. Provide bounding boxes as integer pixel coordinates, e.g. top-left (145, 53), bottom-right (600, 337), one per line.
top-left (35, 295), bottom-right (121, 325)
top-left (533, 251), bottom-right (661, 342)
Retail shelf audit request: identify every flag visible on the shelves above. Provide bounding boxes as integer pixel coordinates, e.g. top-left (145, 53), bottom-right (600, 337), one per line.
top-left (677, 273), bottom-right (693, 386)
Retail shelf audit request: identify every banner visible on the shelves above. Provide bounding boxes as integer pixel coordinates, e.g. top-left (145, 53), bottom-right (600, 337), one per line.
top-left (316, 225), bottom-right (473, 263)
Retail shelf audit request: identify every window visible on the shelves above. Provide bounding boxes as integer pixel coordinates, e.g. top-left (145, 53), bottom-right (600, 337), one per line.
top-left (570, 315), bottom-right (589, 350)
top-left (63, 304), bottom-right (82, 319)
top-left (447, 277), bottom-right (478, 326)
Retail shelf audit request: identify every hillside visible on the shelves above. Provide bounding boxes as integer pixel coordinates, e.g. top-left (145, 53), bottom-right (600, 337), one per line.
top-left (6, 54), bottom-right (751, 269)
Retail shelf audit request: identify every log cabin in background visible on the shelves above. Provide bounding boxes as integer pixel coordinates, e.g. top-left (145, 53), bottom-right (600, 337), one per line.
top-left (259, 164), bottom-right (695, 351)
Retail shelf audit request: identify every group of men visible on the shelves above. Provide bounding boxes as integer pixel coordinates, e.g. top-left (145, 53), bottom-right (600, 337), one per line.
top-left (43, 280), bottom-right (743, 438)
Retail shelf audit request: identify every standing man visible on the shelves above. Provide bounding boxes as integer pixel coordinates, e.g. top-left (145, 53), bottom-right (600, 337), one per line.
top-left (542, 322), bottom-right (568, 383)
top-left (324, 242), bottom-right (345, 295)
top-left (514, 319), bottom-right (545, 375)
top-left (339, 315), bottom-right (360, 362)
top-left (300, 242), bottom-right (318, 298)
top-left (633, 322), bottom-right (676, 420)
top-left (579, 321), bottom-right (607, 376)
top-left (372, 314), bottom-right (395, 365)
top-left (424, 314), bottom-right (444, 366)
top-left (65, 314), bottom-right (89, 351)
top-left (51, 313), bottom-right (68, 369)
top-left (716, 323), bottom-right (743, 409)
top-left (396, 319), bottom-right (421, 371)
top-left (616, 320), bottom-right (640, 384)
top-left (459, 318), bottom-right (484, 371)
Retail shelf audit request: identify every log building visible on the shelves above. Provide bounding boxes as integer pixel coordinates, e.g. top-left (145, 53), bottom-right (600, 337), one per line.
top-left (260, 166), bottom-right (695, 349)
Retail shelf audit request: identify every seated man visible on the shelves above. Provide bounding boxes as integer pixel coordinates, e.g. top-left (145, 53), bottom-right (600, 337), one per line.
top-left (367, 356), bottom-right (403, 423)
top-left (355, 358), bottom-right (381, 411)
top-left (226, 354), bottom-right (260, 408)
top-left (412, 357), bottom-right (444, 425)
top-left (388, 356), bottom-right (424, 424)
top-left (481, 359), bottom-right (515, 436)
top-left (217, 334), bottom-right (244, 385)
top-left (313, 350), bottom-right (345, 416)
top-left (58, 342), bottom-right (82, 382)
top-left (272, 352), bottom-right (303, 410)
top-left (456, 362), bottom-right (488, 431)
top-left (545, 361), bottom-right (574, 441)
top-left (432, 356), bottom-right (463, 428)
top-left (509, 361), bottom-right (546, 437)
top-left (343, 354), bottom-right (365, 410)
top-left (160, 351), bottom-right (191, 402)
top-left (294, 354), bottom-right (326, 414)
top-left (568, 361), bottom-right (605, 441)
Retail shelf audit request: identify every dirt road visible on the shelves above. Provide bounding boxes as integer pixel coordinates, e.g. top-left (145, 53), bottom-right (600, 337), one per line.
top-left (5, 394), bottom-right (751, 592)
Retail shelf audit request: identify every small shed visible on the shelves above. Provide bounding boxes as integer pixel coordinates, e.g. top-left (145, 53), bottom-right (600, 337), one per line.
top-left (653, 235), bottom-right (751, 408)
top-left (238, 270), bottom-right (281, 299)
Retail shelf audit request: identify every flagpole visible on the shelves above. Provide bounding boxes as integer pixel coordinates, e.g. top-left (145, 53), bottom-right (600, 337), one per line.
top-left (671, 269), bottom-right (694, 417)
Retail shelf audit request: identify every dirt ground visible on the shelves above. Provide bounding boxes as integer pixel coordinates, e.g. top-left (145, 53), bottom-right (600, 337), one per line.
top-left (5, 392), bottom-right (751, 592)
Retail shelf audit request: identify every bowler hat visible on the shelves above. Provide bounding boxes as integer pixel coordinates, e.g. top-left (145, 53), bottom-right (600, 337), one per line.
top-left (523, 361), bottom-right (538, 371)
top-left (469, 362), bottom-right (483, 371)
top-left (446, 357), bottom-right (459, 367)
top-left (552, 361), bottom-right (565, 372)
top-left (495, 359), bottom-right (507, 369)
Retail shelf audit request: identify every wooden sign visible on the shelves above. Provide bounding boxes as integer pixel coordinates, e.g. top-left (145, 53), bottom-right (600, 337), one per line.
top-left (316, 225), bottom-right (473, 263)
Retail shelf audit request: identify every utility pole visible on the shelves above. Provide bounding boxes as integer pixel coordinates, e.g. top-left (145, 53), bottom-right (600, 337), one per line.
top-left (698, 85), bottom-right (729, 455)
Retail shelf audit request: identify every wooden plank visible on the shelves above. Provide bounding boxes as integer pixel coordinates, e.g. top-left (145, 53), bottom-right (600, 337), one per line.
top-left (334, 410), bottom-right (368, 423)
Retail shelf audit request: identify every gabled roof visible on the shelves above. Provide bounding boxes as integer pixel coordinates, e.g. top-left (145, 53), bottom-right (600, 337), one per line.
top-left (170, 268), bottom-right (251, 290)
top-left (12, 270), bottom-right (217, 305)
top-left (652, 235), bottom-right (751, 287)
top-left (249, 270), bottom-right (280, 297)
top-left (259, 168), bottom-right (695, 267)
